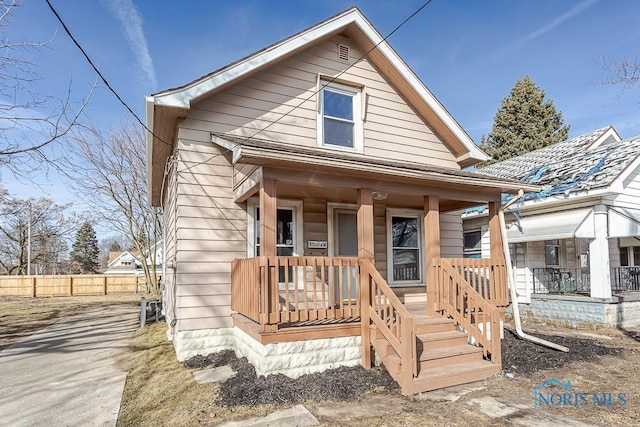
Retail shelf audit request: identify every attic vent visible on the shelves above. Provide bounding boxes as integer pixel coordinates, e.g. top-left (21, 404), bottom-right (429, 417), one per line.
top-left (338, 44), bottom-right (350, 62)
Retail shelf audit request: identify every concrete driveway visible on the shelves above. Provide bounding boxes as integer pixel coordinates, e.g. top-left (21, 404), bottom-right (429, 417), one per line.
top-left (0, 304), bottom-right (139, 427)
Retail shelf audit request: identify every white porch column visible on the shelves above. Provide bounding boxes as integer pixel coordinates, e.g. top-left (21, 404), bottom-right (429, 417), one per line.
top-left (590, 205), bottom-right (611, 298)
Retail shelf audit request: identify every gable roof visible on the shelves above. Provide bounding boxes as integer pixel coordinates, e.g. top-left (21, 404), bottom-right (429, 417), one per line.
top-left (474, 126), bottom-right (640, 200)
top-left (107, 251), bottom-right (142, 268)
top-left (146, 7), bottom-right (490, 205)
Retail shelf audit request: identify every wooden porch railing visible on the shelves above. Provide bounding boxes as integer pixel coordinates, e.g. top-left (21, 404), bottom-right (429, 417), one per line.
top-left (444, 258), bottom-right (509, 308)
top-left (360, 258), bottom-right (416, 390)
top-left (433, 258), bottom-right (502, 367)
top-left (231, 256), bottom-right (360, 327)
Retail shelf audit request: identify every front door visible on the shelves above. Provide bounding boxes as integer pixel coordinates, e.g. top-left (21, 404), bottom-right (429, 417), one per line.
top-left (334, 209), bottom-right (358, 302)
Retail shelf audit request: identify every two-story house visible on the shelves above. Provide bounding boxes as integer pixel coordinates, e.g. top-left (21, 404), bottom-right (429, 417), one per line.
top-left (145, 7), bottom-right (536, 394)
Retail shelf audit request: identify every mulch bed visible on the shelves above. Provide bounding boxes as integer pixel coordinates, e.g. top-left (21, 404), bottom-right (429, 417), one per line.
top-left (184, 350), bottom-right (398, 406)
top-left (501, 329), bottom-right (622, 375)
top-left (184, 330), bottom-right (623, 406)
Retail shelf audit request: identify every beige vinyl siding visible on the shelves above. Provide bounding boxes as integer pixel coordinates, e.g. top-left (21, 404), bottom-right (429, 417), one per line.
top-left (302, 199), bottom-right (327, 249)
top-left (173, 126), bottom-right (246, 331)
top-left (374, 203), bottom-right (387, 279)
top-left (189, 35), bottom-right (459, 169)
top-left (440, 212), bottom-right (463, 259)
top-left (161, 152), bottom-right (179, 327)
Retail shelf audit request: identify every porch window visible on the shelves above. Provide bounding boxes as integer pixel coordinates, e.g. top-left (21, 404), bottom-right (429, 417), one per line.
top-left (619, 246), bottom-right (640, 266)
top-left (247, 198), bottom-right (303, 259)
top-left (463, 230), bottom-right (482, 258)
top-left (318, 80), bottom-right (362, 152)
top-left (388, 212), bottom-right (423, 284)
top-left (545, 239), bottom-right (560, 267)
top-left (255, 208), bottom-right (295, 257)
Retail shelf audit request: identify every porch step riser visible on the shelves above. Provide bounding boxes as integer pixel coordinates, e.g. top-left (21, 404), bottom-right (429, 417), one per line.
top-left (410, 363), bottom-right (501, 394)
top-left (418, 335), bottom-right (469, 351)
top-left (418, 350), bottom-right (483, 370)
top-left (415, 322), bottom-right (456, 334)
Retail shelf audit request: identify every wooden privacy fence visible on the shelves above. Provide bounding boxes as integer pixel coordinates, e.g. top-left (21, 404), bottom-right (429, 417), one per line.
top-left (0, 274), bottom-right (142, 297)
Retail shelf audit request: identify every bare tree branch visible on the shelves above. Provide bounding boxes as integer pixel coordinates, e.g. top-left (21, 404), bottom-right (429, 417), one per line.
top-left (0, 1), bottom-right (92, 179)
top-left (67, 122), bottom-right (162, 293)
top-left (598, 54), bottom-right (640, 99)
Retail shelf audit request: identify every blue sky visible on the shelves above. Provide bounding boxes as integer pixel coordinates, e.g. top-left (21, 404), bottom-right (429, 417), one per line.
top-left (4, 0), bottom-right (640, 206)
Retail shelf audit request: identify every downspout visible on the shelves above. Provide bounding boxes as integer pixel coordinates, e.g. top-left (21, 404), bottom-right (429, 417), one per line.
top-left (500, 190), bottom-right (569, 352)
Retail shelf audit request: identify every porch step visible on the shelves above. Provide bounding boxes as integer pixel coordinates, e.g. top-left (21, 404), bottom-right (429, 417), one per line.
top-left (418, 344), bottom-right (484, 369)
top-left (410, 359), bottom-right (501, 394)
top-left (414, 316), bottom-right (457, 334)
top-left (417, 330), bottom-right (469, 350)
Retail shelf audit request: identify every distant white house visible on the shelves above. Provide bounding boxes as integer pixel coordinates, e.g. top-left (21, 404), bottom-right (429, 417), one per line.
top-left (104, 250), bottom-right (143, 274)
top-left (104, 241), bottom-right (163, 277)
top-left (463, 126), bottom-right (640, 328)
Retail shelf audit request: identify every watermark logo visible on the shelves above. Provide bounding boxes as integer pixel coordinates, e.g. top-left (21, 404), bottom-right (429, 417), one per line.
top-left (533, 378), bottom-right (626, 409)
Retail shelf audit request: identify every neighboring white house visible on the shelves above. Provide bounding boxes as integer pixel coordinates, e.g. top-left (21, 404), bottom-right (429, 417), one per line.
top-left (463, 126), bottom-right (640, 328)
top-left (104, 242), bottom-right (163, 277)
top-left (104, 250), bottom-right (143, 274)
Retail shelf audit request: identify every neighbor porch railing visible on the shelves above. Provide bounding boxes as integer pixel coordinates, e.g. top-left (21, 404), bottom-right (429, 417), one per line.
top-left (611, 266), bottom-right (640, 292)
top-left (433, 258), bottom-right (502, 367)
top-left (231, 256), bottom-right (360, 327)
top-left (531, 268), bottom-right (590, 294)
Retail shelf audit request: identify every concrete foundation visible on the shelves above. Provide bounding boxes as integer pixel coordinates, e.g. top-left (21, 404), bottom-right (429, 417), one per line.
top-left (170, 326), bottom-right (362, 378)
top-left (510, 293), bottom-right (640, 328)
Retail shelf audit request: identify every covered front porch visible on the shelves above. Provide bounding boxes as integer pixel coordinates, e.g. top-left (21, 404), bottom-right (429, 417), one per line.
top-left (228, 154), bottom-right (529, 393)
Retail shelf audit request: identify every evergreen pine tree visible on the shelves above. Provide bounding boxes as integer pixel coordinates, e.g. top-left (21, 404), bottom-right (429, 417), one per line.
top-left (70, 221), bottom-right (100, 274)
top-left (479, 75), bottom-right (570, 166)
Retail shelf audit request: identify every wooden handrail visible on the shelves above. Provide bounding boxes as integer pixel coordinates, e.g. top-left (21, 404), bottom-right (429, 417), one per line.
top-left (442, 258), bottom-right (509, 308)
top-left (434, 258), bottom-right (501, 368)
top-left (360, 259), bottom-right (416, 382)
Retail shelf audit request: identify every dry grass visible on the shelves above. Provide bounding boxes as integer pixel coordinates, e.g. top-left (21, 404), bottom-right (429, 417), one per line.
top-left (0, 294), bottom-right (142, 350)
top-left (116, 321), bottom-right (275, 427)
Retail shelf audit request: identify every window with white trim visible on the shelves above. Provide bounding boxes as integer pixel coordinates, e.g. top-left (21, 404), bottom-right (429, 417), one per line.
top-left (387, 210), bottom-right (423, 284)
top-left (318, 80), bottom-right (362, 151)
top-left (545, 239), bottom-right (560, 267)
top-left (620, 246), bottom-right (640, 266)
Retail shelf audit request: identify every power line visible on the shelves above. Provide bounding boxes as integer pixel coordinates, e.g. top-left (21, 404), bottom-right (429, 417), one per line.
top-left (43, 0), bottom-right (172, 147)
top-left (46, 0), bottom-right (435, 172)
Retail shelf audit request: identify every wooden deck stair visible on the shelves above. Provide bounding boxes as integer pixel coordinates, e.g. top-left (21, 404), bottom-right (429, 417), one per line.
top-left (372, 302), bottom-right (501, 394)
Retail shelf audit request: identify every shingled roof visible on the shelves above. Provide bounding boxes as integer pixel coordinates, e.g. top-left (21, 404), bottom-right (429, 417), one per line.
top-left (475, 126), bottom-right (640, 199)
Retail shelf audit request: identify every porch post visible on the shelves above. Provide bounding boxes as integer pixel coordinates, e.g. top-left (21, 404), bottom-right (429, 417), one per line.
top-left (488, 201), bottom-right (505, 260)
top-left (424, 195), bottom-right (440, 316)
top-left (590, 205), bottom-right (611, 298)
top-left (358, 188), bottom-right (375, 369)
top-left (357, 188), bottom-right (374, 260)
top-left (260, 177), bottom-right (277, 256)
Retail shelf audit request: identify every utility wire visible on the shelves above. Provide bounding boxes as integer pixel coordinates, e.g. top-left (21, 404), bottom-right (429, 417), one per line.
top-left (46, 0), bottom-right (434, 168)
top-left (43, 0), bottom-right (172, 147)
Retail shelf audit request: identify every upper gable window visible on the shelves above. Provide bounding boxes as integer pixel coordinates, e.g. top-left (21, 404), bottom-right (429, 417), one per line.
top-left (318, 80), bottom-right (363, 152)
